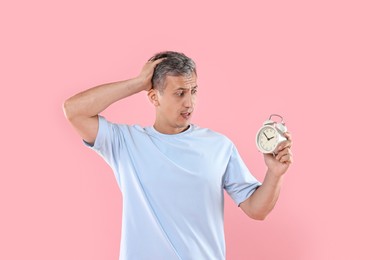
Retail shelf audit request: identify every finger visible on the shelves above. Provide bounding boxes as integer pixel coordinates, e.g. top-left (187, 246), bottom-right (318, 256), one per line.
top-left (275, 148), bottom-right (291, 160)
top-left (280, 153), bottom-right (293, 164)
top-left (277, 140), bottom-right (292, 152)
top-left (283, 132), bottom-right (292, 141)
top-left (154, 57), bottom-right (166, 64)
top-left (278, 150), bottom-right (293, 164)
top-left (149, 57), bottom-right (166, 65)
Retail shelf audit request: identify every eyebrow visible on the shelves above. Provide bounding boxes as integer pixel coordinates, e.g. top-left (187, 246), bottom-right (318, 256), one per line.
top-left (174, 85), bottom-right (198, 91)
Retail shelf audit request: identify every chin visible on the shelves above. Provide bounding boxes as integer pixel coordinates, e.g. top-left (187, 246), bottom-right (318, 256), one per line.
top-left (178, 123), bottom-right (190, 129)
top-left (175, 121), bottom-right (190, 130)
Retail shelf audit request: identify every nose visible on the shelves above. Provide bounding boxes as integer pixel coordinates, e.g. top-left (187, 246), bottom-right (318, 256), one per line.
top-left (183, 93), bottom-right (195, 108)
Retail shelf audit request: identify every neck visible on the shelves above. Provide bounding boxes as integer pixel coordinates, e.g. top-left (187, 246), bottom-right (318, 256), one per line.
top-left (153, 123), bottom-right (190, 135)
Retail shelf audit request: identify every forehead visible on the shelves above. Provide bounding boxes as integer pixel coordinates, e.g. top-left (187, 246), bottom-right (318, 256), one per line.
top-left (164, 72), bottom-right (197, 90)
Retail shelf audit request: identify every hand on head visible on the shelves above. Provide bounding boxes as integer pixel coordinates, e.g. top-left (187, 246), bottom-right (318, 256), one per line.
top-left (138, 58), bottom-right (166, 91)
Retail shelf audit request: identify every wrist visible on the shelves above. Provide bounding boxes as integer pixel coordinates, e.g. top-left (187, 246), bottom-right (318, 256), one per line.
top-left (125, 77), bottom-right (148, 94)
top-left (135, 73), bottom-right (153, 91)
top-left (266, 169), bottom-right (285, 179)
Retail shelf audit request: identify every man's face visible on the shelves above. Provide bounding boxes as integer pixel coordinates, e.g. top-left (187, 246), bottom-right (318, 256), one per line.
top-left (150, 72), bottom-right (198, 134)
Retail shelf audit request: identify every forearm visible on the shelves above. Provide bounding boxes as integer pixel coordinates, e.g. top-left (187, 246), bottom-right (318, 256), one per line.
top-left (245, 170), bottom-right (284, 220)
top-left (63, 77), bottom-right (144, 120)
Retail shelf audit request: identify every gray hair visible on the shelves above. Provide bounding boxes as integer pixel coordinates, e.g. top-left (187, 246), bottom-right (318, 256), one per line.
top-left (149, 51), bottom-right (197, 93)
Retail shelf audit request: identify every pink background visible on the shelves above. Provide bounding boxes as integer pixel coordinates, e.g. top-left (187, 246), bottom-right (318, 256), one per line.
top-left (1, 0), bottom-right (389, 259)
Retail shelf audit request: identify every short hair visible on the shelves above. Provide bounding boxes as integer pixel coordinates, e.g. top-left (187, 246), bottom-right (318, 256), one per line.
top-left (149, 51), bottom-right (197, 93)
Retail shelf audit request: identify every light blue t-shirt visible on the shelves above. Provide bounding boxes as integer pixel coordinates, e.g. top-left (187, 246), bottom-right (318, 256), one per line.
top-left (85, 116), bottom-right (261, 260)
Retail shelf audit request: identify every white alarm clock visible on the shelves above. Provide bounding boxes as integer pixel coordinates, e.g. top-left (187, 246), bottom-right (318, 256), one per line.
top-left (255, 114), bottom-right (287, 155)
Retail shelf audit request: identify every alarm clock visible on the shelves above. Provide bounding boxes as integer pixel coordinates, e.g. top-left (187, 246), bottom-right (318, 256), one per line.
top-left (255, 114), bottom-right (287, 155)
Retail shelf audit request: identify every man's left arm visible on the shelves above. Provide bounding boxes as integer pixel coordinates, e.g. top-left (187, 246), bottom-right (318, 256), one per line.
top-left (239, 132), bottom-right (293, 220)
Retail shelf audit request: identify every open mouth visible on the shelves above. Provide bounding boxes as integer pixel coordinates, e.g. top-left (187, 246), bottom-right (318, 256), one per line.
top-left (180, 112), bottom-right (192, 120)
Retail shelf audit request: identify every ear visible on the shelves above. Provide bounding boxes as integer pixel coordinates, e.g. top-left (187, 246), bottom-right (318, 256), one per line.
top-left (147, 89), bottom-right (160, 107)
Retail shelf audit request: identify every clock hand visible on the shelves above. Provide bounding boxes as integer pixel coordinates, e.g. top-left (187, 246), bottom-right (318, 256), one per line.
top-left (263, 132), bottom-right (270, 140)
top-left (269, 136), bottom-right (275, 140)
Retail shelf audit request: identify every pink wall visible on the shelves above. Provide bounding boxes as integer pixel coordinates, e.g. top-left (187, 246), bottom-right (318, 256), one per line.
top-left (1, 0), bottom-right (389, 259)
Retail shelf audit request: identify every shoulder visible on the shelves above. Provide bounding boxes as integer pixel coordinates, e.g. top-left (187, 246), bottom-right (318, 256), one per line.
top-left (192, 125), bottom-right (234, 145)
top-left (99, 116), bottom-right (149, 137)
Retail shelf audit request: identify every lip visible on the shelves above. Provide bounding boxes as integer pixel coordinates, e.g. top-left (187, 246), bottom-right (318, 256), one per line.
top-left (180, 110), bottom-right (193, 114)
top-left (180, 111), bottom-right (192, 119)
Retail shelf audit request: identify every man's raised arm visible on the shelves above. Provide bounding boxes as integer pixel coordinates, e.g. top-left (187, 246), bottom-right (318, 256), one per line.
top-left (62, 59), bottom-right (163, 144)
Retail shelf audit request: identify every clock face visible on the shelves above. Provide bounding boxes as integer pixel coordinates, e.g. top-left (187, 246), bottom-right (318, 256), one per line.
top-left (257, 126), bottom-right (278, 152)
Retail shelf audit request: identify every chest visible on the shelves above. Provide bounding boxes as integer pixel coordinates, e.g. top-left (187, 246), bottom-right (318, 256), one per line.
top-left (126, 136), bottom-right (231, 193)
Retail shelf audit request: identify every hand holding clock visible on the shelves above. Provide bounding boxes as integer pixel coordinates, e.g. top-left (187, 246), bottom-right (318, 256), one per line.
top-left (264, 132), bottom-right (293, 177)
top-left (241, 128), bottom-right (293, 219)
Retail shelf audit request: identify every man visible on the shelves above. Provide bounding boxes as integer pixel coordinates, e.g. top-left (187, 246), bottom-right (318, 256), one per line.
top-left (63, 51), bottom-right (293, 260)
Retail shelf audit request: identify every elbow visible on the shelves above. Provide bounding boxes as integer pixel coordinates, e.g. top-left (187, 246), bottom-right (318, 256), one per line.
top-left (246, 205), bottom-right (272, 221)
top-left (62, 98), bottom-right (76, 121)
top-left (240, 199), bottom-right (272, 221)
top-left (250, 212), bottom-right (268, 221)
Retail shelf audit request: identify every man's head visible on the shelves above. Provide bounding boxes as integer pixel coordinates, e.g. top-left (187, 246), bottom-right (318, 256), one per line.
top-left (147, 51), bottom-right (198, 135)
top-left (149, 51), bottom-right (197, 93)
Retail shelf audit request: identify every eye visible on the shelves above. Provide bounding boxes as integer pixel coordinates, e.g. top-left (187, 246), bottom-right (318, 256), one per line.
top-left (176, 91), bottom-right (184, 97)
top-left (191, 88), bottom-right (198, 94)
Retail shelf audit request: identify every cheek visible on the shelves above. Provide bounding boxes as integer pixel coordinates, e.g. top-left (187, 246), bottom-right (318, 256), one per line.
top-left (162, 99), bottom-right (180, 112)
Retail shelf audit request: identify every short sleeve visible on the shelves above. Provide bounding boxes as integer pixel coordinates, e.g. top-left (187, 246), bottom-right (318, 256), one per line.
top-left (223, 145), bottom-right (261, 206)
top-left (83, 115), bottom-right (123, 187)
top-left (83, 115), bottom-right (109, 150)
